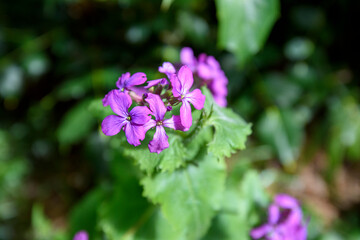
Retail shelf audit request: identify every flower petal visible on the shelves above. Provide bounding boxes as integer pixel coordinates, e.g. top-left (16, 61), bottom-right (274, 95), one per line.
top-left (102, 89), bottom-right (116, 107)
top-left (170, 74), bottom-right (182, 97)
top-left (116, 72), bottom-right (131, 89)
top-left (130, 106), bottom-right (151, 125)
top-left (148, 126), bottom-right (169, 154)
top-left (163, 115), bottom-right (188, 131)
top-left (185, 88), bottom-right (205, 110)
top-left (124, 123), bottom-right (145, 146)
top-left (250, 224), bottom-right (271, 239)
top-left (124, 72), bottom-right (147, 88)
top-left (145, 78), bottom-right (168, 89)
top-left (73, 231), bottom-right (88, 240)
top-left (180, 100), bottom-right (192, 129)
top-left (197, 62), bottom-right (213, 80)
top-left (145, 93), bottom-right (166, 121)
top-left (109, 91), bottom-right (132, 118)
top-left (101, 115), bottom-right (126, 136)
top-left (178, 65), bottom-right (194, 94)
top-left (143, 119), bottom-right (156, 132)
top-left (159, 62), bottom-right (176, 78)
top-left (180, 47), bottom-right (197, 71)
top-left (274, 194), bottom-right (299, 209)
top-left (268, 204), bottom-right (280, 224)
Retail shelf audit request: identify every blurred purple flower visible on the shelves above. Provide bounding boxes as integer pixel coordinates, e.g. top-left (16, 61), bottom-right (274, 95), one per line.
top-left (180, 47), bottom-right (228, 107)
top-left (170, 65), bottom-right (205, 129)
top-left (101, 91), bottom-right (151, 146)
top-left (103, 72), bottom-right (147, 106)
top-left (144, 93), bottom-right (185, 153)
top-left (73, 231), bottom-right (88, 240)
top-left (159, 62), bottom-right (176, 78)
top-left (250, 194), bottom-right (307, 240)
top-left (145, 78), bottom-right (168, 89)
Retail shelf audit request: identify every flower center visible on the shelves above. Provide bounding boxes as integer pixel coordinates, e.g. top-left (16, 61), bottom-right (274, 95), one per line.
top-left (181, 94), bottom-right (185, 99)
top-left (121, 88), bottom-right (125, 92)
top-left (126, 116), bottom-right (131, 121)
top-left (156, 121), bottom-right (163, 126)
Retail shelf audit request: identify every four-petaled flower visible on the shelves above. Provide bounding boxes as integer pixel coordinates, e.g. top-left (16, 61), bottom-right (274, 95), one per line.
top-left (170, 65), bottom-right (205, 129)
top-left (103, 72), bottom-right (147, 106)
top-left (101, 91), bottom-right (150, 146)
top-left (250, 194), bottom-right (307, 240)
top-left (144, 93), bottom-right (184, 153)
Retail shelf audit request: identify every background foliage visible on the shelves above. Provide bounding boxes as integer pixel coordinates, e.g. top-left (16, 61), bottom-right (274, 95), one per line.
top-left (0, 0), bottom-right (360, 239)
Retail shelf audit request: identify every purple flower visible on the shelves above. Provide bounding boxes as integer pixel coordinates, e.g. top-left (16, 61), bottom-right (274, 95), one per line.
top-left (180, 47), bottom-right (228, 107)
top-left (180, 47), bottom-right (197, 72)
top-left (170, 65), bottom-right (205, 129)
top-left (145, 78), bottom-right (168, 89)
top-left (159, 62), bottom-right (176, 78)
top-left (103, 72), bottom-right (147, 106)
top-left (144, 93), bottom-right (184, 154)
top-left (101, 91), bottom-right (151, 146)
top-left (73, 231), bottom-right (88, 240)
top-left (250, 194), bottom-right (307, 240)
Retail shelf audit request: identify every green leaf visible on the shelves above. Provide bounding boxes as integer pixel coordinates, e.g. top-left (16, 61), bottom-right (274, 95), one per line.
top-left (257, 107), bottom-right (306, 166)
top-left (88, 98), bottom-right (114, 120)
top-left (202, 170), bottom-right (268, 240)
top-left (216, 0), bottom-right (280, 65)
top-left (57, 99), bottom-right (96, 145)
top-left (203, 88), bottom-right (252, 159)
top-left (141, 151), bottom-right (226, 240)
top-left (327, 96), bottom-right (360, 174)
top-left (121, 132), bottom-right (187, 174)
top-left (32, 204), bottom-right (66, 240)
top-left (98, 178), bottom-right (151, 240)
top-left (69, 188), bottom-right (106, 239)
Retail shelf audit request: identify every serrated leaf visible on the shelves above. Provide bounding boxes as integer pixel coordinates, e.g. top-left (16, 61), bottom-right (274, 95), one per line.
top-left (141, 151), bottom-right (226, 240)
top-left (122, 132), bottom-right (187, 174)
top-left (216, 0), bottom-right (280, 65)
top-left (203, 88), bottom-right (252, 159)
top-left (57, 99), bottom-right (96, 145)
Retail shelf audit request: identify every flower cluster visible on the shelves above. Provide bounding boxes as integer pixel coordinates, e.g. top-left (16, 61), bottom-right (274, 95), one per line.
top-left (250, 194), bottom-right (308, 240)
top-left (101, 62), bottom-right (206, 153)
top-left (180, 47), bottom-right (228, 107)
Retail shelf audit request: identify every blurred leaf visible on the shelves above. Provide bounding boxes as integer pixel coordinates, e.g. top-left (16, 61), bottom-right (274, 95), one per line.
top-left (177, 11), bottom-right (209, 46)
top-left (216, 0), bottom-right (280, 65)
top-left (284, 37), bottom-right (315, 61)
top-left (257, 72), bottom-right (302, 108)
top-left (32, 204), bottom-right (66, 240)
top-left (141, 151), bottom-right (226, 240)
top-left (98, 176), bottom-right (151, 239)
top-left (57, 99), bottom-right (96, 146)
top-left (203, 88), bottom-right (252, 159)
top-left (327, 96), bottom-right (360, 174)
top-left (69, 188), bottom-right (106, 239)
top-left (88, 98), bottom-right (114, 120)
top-left (257, 107), bottom-right (306, 166)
